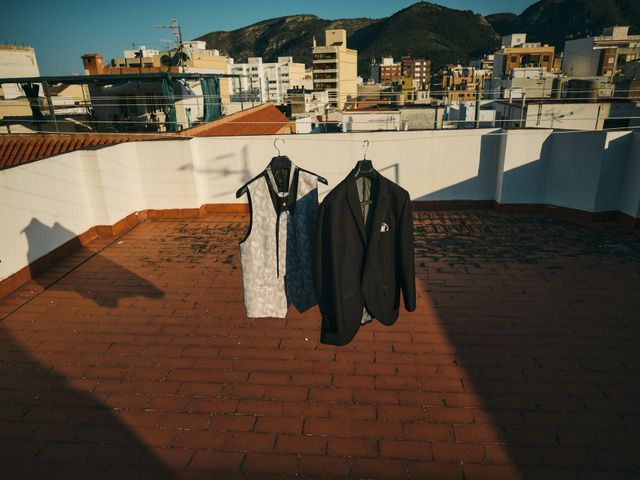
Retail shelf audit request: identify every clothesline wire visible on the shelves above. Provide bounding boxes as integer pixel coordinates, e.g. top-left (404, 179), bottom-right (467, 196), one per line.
top-left (3, 94), bottom-right (640, 108)
top-left (7, 115), bottom-right (640, 124)
top-left (9, 86), bottom-right (640, 98)
top-left (4, 124), bottom-right (640, 141)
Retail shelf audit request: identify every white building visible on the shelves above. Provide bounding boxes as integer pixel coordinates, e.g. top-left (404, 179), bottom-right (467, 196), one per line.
top-left (312, 29), bottom-right (358, 109)
top-left (284, 88), bottom-right (329, 116)
top-left (230, 57), bottom-right (306, 104)
top-left (489, 67), bottom-right (559, 100)
top-left (122, 45), bottom-right (160, 60)
top-left (493, 99), bottom-right (640, 130)
top-left (0, 44), bottom-right (41, 100)
top-left (563, 26), bottom-right (640, 78)
top-left (341, 109), bottom-right (402, 132)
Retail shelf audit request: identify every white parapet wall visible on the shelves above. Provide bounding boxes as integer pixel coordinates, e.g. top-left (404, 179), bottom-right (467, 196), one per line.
top-left (1, 128), bottom-right (639, 282)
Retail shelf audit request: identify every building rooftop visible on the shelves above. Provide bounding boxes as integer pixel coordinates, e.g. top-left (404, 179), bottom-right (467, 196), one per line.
top-left (0, 104), bottom-right (289, 170)
top-left (0, 133), bottom-right (179, 170)
top-left (1, 210), bottom-right (639, 478)
top-left (180, 104), bottom-right (289, 137)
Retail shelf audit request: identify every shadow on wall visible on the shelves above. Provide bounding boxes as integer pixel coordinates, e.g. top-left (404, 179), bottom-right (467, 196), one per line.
top-left (179, 143), bottom-right (253, 201)
top-left (21, 218), bottom-right (163, 308)
top-left (416, 132), bottom-right (558, 204)
top-left (414, 209), bottom-right (640, 477)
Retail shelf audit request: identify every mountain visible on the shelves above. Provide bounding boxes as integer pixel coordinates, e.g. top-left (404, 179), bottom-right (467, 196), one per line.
top-left (348, 2), bottom-right (500, 73)
top-left (487, 0), bottom-right (640, 49)
top-left (484, 12), bottom-right (518, 34)
top-left (195, 15), bottom-right (374, 69)
top-left (194, 2), bottom-right (500, 77)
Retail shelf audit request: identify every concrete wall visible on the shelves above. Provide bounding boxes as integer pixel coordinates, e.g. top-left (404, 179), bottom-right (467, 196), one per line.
top-left (2, 129), bottom-right (640, 282)
top-left (563, 38), bottom-right (598, 76)
top-left (618, 131), bottom-right (640, 218)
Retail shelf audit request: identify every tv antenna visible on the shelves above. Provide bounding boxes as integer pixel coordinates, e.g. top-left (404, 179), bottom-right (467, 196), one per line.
top-left (156, 19), bottom-right (185, 72)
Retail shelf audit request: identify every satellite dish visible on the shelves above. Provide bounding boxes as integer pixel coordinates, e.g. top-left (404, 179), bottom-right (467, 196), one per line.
top-left (160, 54), bottom-right (172, 67)
top-left (110, 58), bottom-right (117, 67)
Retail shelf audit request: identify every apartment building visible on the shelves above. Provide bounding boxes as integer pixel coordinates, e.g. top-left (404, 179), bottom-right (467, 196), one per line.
top-left (83, 41), bottom-right (233, 108)
top-left (370, 56), bottom-right (430, 90)
top-left (488, 34), bottom-right (556, 99)
top-left (401, 56), bottom-right (430, 90)
top-left (563, 26), bottom-right (640, 78)
top-left (230, 56), bottom-right (306, 104)
top-left (0, 44), bottom-right (41, 100)
top-left (470, 54), bottom-right (494, 78)
top-left (379, 57), bottom-right (401, 85)
top-left (493, 34), bottom-right (555, 78)
top-left (433, 65), bottom-right (489, 102)
top-left (312, 29), bottom-right (358, 109)
top-left (284, 87), bottom-right (329, 116)
top-left (94, 41), bottom-right (229, 75)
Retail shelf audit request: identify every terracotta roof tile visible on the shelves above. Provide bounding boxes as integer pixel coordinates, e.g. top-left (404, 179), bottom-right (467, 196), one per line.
top-left (0, 133), bottom-right (176, 170)
top-left (0, 104), bottom-right (290, 170)
top-left (180, 103), bottom-right (290, 137)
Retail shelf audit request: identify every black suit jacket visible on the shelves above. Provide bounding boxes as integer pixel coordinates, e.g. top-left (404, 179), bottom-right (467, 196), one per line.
top-left (313, 169), bottom-right (416, 346)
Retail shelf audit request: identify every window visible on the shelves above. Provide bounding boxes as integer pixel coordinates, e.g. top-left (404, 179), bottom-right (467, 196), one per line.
top-left (510, 56), bottom-right (517, 63)
top-left (603, 118), bottom-right (629, 129)
top-left (543, 55), bottom-right (550, 62)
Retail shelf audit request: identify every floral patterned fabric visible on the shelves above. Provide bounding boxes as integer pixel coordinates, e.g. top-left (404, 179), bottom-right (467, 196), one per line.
top-left (239, 166), bottom-right (318, 318)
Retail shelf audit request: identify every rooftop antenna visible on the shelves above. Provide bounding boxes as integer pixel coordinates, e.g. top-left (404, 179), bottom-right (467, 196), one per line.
top-left (156, 19), bottom-right (185, 72)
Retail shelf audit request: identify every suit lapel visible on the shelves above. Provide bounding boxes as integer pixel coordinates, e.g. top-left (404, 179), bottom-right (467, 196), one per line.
top-left (346, 171), bottom-right (367, 246)
top-left (364, 173), bottom-right (389, 267)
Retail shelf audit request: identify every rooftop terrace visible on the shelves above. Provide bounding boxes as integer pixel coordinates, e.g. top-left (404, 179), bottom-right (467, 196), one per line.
top-left (1, 210), bottom-right (639, 479)
top-left (1, 124), bottom-right (640, 478)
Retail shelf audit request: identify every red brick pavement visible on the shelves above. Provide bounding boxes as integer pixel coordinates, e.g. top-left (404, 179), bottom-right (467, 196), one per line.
top-left (1, 211), bottom-right (639, 479)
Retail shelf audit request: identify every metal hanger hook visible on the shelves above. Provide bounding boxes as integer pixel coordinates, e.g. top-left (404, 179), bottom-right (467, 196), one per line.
top-left (363, 140), bottom-right (369, 160)
top-left (274, 138), bottom-right (285, 156)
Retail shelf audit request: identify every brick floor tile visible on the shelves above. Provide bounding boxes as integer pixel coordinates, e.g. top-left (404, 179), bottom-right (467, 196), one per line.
top-left (188, 450), bottom-right (245, 471)
top-left (2, 212), bottom-right (639, 479)
top-left (327, 437), bottom-right (378, 457)
top-left (276, 434), bottom-right (327, 455)
top-left (297, 454), bottom-right (352, 477)
top-left (225, 432), bottom-right (276, 452)
top-left (243, 452), bottom-right (298, 474)
top-left (350, 458), bottom-right (407, 479)
top-left (380, 439), bottom-right (432, 460)
top-left (255, 416), bottom-right (303, 434)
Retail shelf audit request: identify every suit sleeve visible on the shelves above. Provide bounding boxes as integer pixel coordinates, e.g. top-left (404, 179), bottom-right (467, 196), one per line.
top-left (399, 192), bottom-right (416, 311)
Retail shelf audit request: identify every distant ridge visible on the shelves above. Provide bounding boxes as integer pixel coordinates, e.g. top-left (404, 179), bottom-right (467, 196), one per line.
top-left (194, 2), bottom-right (500, 77)
top-left (487, 0), bottom-right (640, 49)
top-left (194, 0), bottom-right (640, 77)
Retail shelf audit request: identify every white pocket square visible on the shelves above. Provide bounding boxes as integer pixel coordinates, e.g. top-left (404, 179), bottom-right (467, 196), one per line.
top-left (380, 222), bottom-right (389, 232)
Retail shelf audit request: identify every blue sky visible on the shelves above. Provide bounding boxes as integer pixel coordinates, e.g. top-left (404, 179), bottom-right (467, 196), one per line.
top-left (3, 0), bottom-right (535, 76)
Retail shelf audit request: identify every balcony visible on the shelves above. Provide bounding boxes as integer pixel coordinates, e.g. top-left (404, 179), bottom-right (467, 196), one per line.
top-left (1, 116), bottom-right (640, 478)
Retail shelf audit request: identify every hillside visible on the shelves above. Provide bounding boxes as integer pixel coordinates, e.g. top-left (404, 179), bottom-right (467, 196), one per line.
top-left (194, 2), bottom-right (500, 77)
top-left (194, 0), bottom-right (640, 76)
top-left (487, 0), bottom-right (640, 49)
top-left (348, 2), bottom-right (500, 73)
top-left (195, 15), bottom-right (375, 68)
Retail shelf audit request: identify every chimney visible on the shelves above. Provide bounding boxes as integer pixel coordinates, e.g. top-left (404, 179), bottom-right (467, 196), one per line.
top-left (81, 54), bottom-right (104, 75)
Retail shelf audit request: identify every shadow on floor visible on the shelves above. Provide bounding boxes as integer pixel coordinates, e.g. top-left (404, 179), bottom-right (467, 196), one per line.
top-left (20, 217), bottom-right (163, 308)
top-left (415, 210), bottom-right (640, 478)
top-left (0, 323), bottom-right (181, 479)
